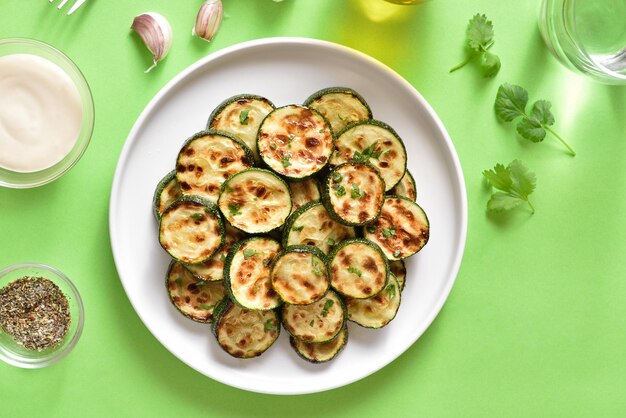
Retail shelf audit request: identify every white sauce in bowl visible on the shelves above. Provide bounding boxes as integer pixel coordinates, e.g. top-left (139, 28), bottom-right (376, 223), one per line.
top-left (0, 54), bottom-right (82, 173)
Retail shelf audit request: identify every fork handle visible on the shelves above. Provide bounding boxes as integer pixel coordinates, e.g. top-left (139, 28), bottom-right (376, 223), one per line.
top-left (67, 0), bottom-right (87, 15)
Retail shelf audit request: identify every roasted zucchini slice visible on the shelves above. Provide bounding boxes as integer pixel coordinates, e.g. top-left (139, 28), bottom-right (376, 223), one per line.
top-left (166, 261), bottom-right (227, 323)
top-left (207, 94), bottom-right (275, 161)
top-left (270, 245), bottom-right (329, 305)
top-left (225, 236), bottom-right (282, 310)
top-left (389, 260), bottom-right (406, 291)
top-left (183, 225), bottom-right (244, 281)
top-left (290, 326), bottom-right (348, 363)
top-left (282, 201), bottom-right (355, 254)
top-left (176, 130), bottom-right (254, 203)
top-left (328, 238), bottom-right (388, 299)
top-left (282, 290), bottom-right (345, 343)
top-left (330, 120), bottom-right (407, 191)
top-left (322, 162), bottom-right (385, 226)
top-left (257, 105), bottom-right (333, 179)
top-left (388, 169), bottom-right (417, 201)
top-left (303, 87), bottom-right (372, 133)
top-left (159, 196), bottom-right (225, 264)
top-left (212, 299), bottom-right (280, 359)
top-left (217, 168), bottom-right (291, 234)
top-left (363, 196), bottom-right (430, 260)
top-left (346, 274), bottom-right (401, 329)
top-left (289, 178), bottom-right (321, 214)
top-left (153, 170), bottom-right (182, 220)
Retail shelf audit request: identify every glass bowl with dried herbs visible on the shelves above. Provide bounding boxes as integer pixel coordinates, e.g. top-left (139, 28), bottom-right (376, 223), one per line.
top-left (0, 263), bottom-right (84, 368)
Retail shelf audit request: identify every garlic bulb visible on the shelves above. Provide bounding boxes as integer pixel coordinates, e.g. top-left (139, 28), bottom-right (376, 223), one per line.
top-left (193, 0), bottom-right (223, 42)
top-left (131, 12), bottom-right (173, 73)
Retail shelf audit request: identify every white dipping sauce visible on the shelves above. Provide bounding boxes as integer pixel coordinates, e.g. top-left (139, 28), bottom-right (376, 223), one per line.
top-left (0, 54), bottom-right (82, 173)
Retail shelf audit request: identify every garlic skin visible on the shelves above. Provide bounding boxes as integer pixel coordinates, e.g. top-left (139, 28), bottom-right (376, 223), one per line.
top-left (131, 12), bottom-right (173, 73)
top-left (193, 0), bottom-right (223, 42)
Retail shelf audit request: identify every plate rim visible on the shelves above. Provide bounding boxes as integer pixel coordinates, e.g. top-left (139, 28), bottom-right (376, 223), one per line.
top-left (109, 36), bottom-right (468, 395)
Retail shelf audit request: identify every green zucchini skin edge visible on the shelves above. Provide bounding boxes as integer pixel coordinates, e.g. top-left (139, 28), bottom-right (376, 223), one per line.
top-left (217, 168), bottom-right (292, 234)
top-left (387, 170), bottom-right (417, 201)
top-left (347, 273), bottom-right (401, 329)
top-left (281, 200), bottom-right (321, 249)
top-left (302, 87), bottom-right (373, 120)
top-left (389, 259), bottom-right (407, 291)
top-left (153, 170), bottom-right (179, 221)
top-left (281, 289), bottom-right (347, 343)
top-left (210, 298), bottom-right (232, 337)
top-left (164, 260), bottom-right (225, 324)
top-left (321, 162), bottom-right (386, 227)
top-left (256, 105), bottom-right (335, 181)
top-left (333, 119), bottom-right (408, 191)
top-left (326, 237), bottom-right (389, 299)
top-left (289, 325), bottom-right (349, 364)
top-left (176, 129), bottom-right (256, 174)
top-left (206, 94), bottom-right (276, 128)
top-left (158, 194), bottom-right (226, 264)
top-left (224, 236), bottom-right (283, 310)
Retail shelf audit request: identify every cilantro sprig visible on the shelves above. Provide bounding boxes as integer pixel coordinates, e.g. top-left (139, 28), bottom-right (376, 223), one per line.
top-left (495, 83), bottom-right (575, 156)
top-left (239, 109), bottom-right (250, 125)
top-left (353, 143), bottom-right (382, 163)
top-left (449, 13), bottom-right (501, 78)
top-left (483, 160), bottom-right (536, 213)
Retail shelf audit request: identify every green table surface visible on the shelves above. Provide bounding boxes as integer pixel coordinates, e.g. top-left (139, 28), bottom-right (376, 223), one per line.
top-left (1, 0), bottom-right (625, 416)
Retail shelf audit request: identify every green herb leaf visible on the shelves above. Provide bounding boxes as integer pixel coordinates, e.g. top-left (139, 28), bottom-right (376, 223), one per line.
top-left (309, 319), bottom-right (315, 327)
top-left (366, 225), bottom-right (377, 234)
top-left (239, 109), bottom-right (250, 125)
top-left (263, 258), bottom-right (272, 267)
top-left (332, 172), bottom-right (343, 183)
top-left (281, 155), bottom-right (292, 167)
top-left (483, 159), bottom-right (536, 213)
top-left (386, 284), bottom-right (396, 299)
top-left (243, 249), bottom-right (257, 259)
top-left (348, 266), bottom-right (362, 277)
top-left (321, 299), bottom-right (334, 317)
top-left (353, 143), bottom-right (381, 163)
top-left (197, 303), bottom-right (214, 310)
top-left (190, 213), bottom-right (204, 221)
top-left (219, 254), bottom-right (227, 262)
top-left (270, 142), bottom-right (277, 150)
top-left (516, 116), bottom-right (546, 143)
top-left (228, 202), bottom-right (242, 216)
top-left (393, 250), bottom-right (401, 258)
top-left (449, 13), bottom-right (500, 77)
top-left (382, 225), bottom-right (396, 238)
top-left (175, 277), bottom-right (183, 287)
top-left (350, 183), bottom-right (363, 199)
top-left (292, 225), bottom-right (304, 232)
top-left (312, 258), bottom-right (324, 277)
top-left (495, 83), bottom-right (528, 122)
top-left (335, 184), bottom-right (346, 197)
top-left (194, 281), bottom-right (206, 288)
top-left (318, 128), bottom-right (325, 134)
top-left (327, 238), bottom-right (335, 246)
top-left (480, 51), bottom-right (501, 78)
top-left (264, 319), bottom-right (277, 332)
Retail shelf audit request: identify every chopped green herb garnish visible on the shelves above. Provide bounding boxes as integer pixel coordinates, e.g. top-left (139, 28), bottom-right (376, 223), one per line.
top-left (309, 319), bottom-right (315, 327)
top-left (219, 254), bottom-right (227, 262)
top-left (350, 183), bottom-right (363, 199)
top-left (382, 225), bottom-right (396, 238)
top-left (281, 155), bottom-right (292, 167)
top-left (312, 258), bottom-right (324, 277)
top-left (175, 277), bottom-right (183, 288)
top-left (393, 250), bottom-right (401, 258)
top-left (327, 238), bottom-right (335, 246)
top-left (197, 303), bottom-right (214, 310)
top-left (239, 109), bottom-right (250, 125)
top-left (483, 159), bottom-right (537, 213)
top-left (318, 129), bottom-right (325, 134)
top-left (348, 266), bottom-right (362, 277)
top-left (366, 225), bottom-right (377, 234)
top-left (204, 207), bottom-right (212, 213)
top-left (321, 299), bottom-right (334, 317)
top-left (292, 225), bottom-right (304, 232)
top-left (353, 143), bottom-right (382, 163)
top-left (264, 319), bottom-right (277, 332)
top-left (252, 281), bottom-right (260, 295)
top-left (190, 213), bottom-right (204, 221)
top-left (228, 202), bottom-right (242, 216)
top-left (194, 281), bottom-right (206, 288)
top-left (243, 249), bottom-right (257, 259)
top-left (270, 142), bottom-right (277, 150)
top-left (332, 172), bottom-right (343, 183)
top-left (335, 185), bottom-right (346, 197)
top-left (386, 284), bottom-right (396, 299)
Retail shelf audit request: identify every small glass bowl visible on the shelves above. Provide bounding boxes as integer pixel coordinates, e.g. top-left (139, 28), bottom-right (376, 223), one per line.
top-left (0, 38), bottom-right (95, 188)
top-left (0, 263), bottom-right (84, 368)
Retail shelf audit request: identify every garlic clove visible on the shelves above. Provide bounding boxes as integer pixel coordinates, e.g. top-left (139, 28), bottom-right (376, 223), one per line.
top-left (131, 12), bottom-right (173, 73)
top-left (193, 0), bottom-right (224, 43)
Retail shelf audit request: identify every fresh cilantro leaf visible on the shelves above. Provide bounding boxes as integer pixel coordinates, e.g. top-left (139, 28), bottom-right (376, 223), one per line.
top-left (175, 277), bottom-right (183, 288)
top-left (243, 249), bottom-right (257, 259)
top-left (190, 213), bottom-right (204, 221)
top-left (449, 13), bottom-right (500, 77)
top-left (228, 202), bottom-right (241, 216)
top-left (386, 284), bottom-right (396, 299)
top-left (327, 238), bottom-right (335, 246)
top-left (321, 299), bottom-right (334, 317)
top-left (197, 303), bottom-right (214, 310)
top-left (335, 184), bottom-right (346, 197)
top-left (495, 84), bottom-right (575, 155)
top-left (393, 250), bottom-right (401, 258)
top-left (239, 109), bottom-right (250, 125)
top-left (332, 172), bottom-right (343, 183)
top-left (483, 159), bottom-right (536, 213)
top-left (318, 128), bottom-right (325, 134)
top-left (366, 225), bottom-right (377, 234)
top-left (353, 143), bottom-right (381, 163)
top-left (348, 266), bottom-right (362, 277)
top-left (252, 281), bottom-right (260, 295)
top-left (312, 258), bottom-right (324, 277)
top-left (350, 183), bottom-right (363, 199)
top-left (309, 319), bottom-right (315, 327)
top-left (219, 254), bottom-right (227, 262)
top-left (292, 225), bottom-right (304, 232)
top-left (281, 155), bottom-right (292, 167)
top-left (264, 319), bottom-right (277, 332)
top-left (382, 225), bottom-right (396, 238)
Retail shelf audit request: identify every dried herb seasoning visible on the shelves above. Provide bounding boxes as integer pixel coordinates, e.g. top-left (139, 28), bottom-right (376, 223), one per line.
top-left (0, 277), bottom-right (71, 351)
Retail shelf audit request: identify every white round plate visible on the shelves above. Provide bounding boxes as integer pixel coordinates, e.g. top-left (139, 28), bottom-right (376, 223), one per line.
top-left (110, 38), bottom-right (467, 395)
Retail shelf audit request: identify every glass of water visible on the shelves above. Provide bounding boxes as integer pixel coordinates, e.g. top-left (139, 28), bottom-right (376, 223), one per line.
top-left (539, 0), bottom-right (626, 84)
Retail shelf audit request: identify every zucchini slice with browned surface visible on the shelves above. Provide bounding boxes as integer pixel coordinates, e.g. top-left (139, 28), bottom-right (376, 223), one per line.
top-left (207, 94), bottom-right (275, 161)
top-left (183, 224), bottom-right (244, 281)
top-left (166, 261), bottom-right (227, 323)
top-left (218, 168), bottom-right (291, 234)
top-left (363, 195), bottom-right (430, 260)
top-left (270, 245), bottom-right (329, 305)
top-left (346, 274), bottom-right (401, 329)
top-left (328, 238), bottom-right (388, 299)
top-left (290, 326), bottom-right (348, 363)
top-left (330, 120), bottom-right (407, 191)
top-left (388, 169), bottom-right (417, 201)
top-left (303, 87), bottom-right (372, 134)
top-left (389, 260), bottom-right (406, 291)
top-left (257, 105), bottom-right (333, 179)
top-left (289, 178), bottom-right (321, 214)
top-left (176, 130), bottom-right (254, 203)
top-left (282, 201), bottom-right (355, 254)
top-left (211, 299), bottom-right (280, 358)
top-left (322, 162), bottom-right (385, 226)
top-left (225, 236), bottom-right (282, 310)
top-left (159, 196), bottom-right (225, 264)
top-left (153, 170), bottom-right (182, 220)
top-left (282, 290), bottom-right (345, 343)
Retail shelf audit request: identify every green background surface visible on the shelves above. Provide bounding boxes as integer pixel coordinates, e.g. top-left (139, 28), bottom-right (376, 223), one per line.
top-left (1, 0), bottom-right (625, 416)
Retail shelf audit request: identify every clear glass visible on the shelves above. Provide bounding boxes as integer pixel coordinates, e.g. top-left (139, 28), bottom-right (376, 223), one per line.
top-left (0, 38), bottom-right (95, 188)
top-left (539, 0), bottom-right (626, 84)
top-left (0, 263), bottom-right (84, 368)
